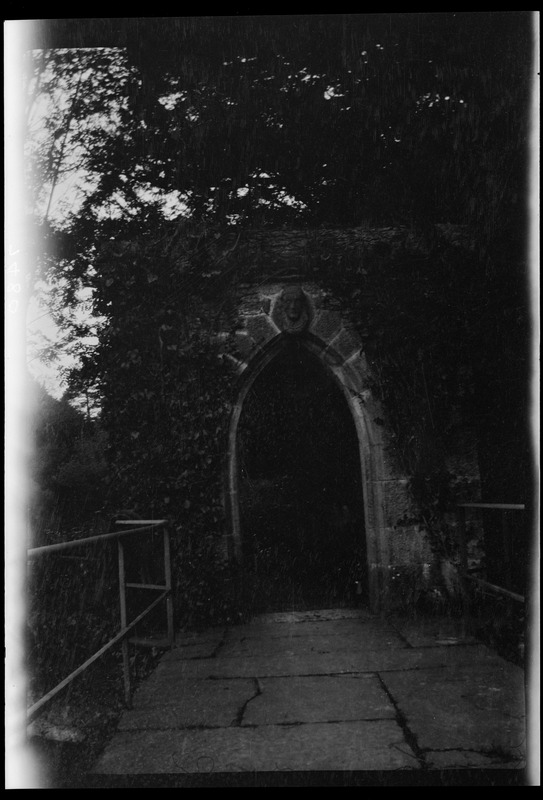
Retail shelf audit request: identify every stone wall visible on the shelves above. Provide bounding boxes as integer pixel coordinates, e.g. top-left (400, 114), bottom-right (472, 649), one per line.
top-left (217, 280), bottom-right (480, 612)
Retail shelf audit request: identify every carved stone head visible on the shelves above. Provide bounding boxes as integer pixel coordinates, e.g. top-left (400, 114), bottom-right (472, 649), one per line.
top-left (274, 285), bottom-right (311, 334)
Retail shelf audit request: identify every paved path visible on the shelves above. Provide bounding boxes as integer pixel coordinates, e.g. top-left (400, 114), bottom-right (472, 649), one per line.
top-left (91, 609), bottom-right (527, 785)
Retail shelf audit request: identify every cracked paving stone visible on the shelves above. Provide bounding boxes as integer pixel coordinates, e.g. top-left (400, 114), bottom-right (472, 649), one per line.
top-left (219, 629), bottom-right (406, 658)
top-left (378, 664), bottom-right (526, 759)
top-left (119, 678), bottom-right (256, 728)
top-left (93, 720), bottom-right (420, 774)
top-left (92, 611), bottom-right (528, 776)
top-left (241, 674), bottom-right (395, 725)
top-left (152, 643), bottom-right (509, 679)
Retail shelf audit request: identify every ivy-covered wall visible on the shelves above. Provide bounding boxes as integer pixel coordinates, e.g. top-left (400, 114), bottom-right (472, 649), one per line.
top-left (221, 278), bottom-right (481, 614)
top-left (80, 222), bottom-right (492, 624)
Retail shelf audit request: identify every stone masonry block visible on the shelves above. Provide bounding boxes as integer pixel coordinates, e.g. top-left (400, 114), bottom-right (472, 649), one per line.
top-left (234, 330), bottom-right (258, 359)
top-left (344, 351), bottom-right (370, 384)
top-left (322, 348), bottom-right (345, 368)
top-left (386, 526), bottom-right (433, 567)
top-left (325, 326), bottom-right (361, 364)
top-left (341, 362), bottom-right (365, 395)
top-left (381, 479), bottom-right (417, 529)
top-left (243, 313), bottom-right (280, 347)
top-left (238, 292), bottom-right (272, 315)
top-left (310, 310), bottom-right (343, 344)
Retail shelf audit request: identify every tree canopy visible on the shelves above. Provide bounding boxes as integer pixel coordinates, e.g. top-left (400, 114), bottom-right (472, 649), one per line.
top-left (19, 13), bottom-right (536, 515)
top-left (26, 13), bottom-right (532, 239)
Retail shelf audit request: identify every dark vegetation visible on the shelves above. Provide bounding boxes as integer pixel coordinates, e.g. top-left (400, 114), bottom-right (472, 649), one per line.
top-left (19, 14), bottom-right (535, 780)
top-left (29, 381), bottom-right (107, 542)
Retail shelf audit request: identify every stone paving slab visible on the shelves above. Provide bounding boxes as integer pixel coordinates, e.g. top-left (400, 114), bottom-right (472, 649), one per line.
top-left (94, 720), bottom-right (419, 774)
top-left (227, 617), bottom-right (389, 640)
top-left (168, 642), bottom-right (222, 659)
top-left (217, 629), bottom-right (407, 658)
top-left (424, 749), bottom-right (525, 771)
top-left (242, 675), bottom-right (395, 725)
top-left (91, 610), bottom-right (527, 778)
top-left (175, 630), bottom-right (227, 647)
top-left (387, 616), bottom-right (476, 648)
top-left (154, 642), bottom-right (507, 680)
top-left (379, 664), bottom-right (526, 761)
top-left (118, 679), bottom-right (256, 729)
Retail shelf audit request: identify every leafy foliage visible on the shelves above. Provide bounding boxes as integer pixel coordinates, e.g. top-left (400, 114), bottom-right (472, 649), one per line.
top-left (22, 15), bottom-right (534, 625)
top-left (29, 380), bottom-right (108, 542)
top-left (27, 380), bottom-right (115, 707)
top-left (318, 222), bottom-right (531, 568)
top-left (27, 15), bottom-right (532, 244)
top-left (27, 539), bottom-right (118, 696)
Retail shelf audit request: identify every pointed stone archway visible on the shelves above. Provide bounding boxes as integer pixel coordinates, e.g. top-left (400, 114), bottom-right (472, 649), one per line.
top-left (223, 284), bottom-right (402, 613)
top-left (237, 342), bottom-right (367, 609)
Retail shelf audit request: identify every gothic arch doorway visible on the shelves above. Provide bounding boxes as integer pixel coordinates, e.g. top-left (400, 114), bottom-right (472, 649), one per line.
top-left (233, 339), bottom-right (367, 610)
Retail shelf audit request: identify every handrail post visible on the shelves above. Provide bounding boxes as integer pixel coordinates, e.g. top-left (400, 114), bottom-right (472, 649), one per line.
top-left (117, 537), bottom-right (132, 708)
top-left (164, 526), bottom-right (174, 647)
top-left (456, 504), bottom-right (471, 635)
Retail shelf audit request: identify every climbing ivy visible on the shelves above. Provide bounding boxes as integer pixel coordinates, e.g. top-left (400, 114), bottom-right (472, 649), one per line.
top-left (25, 15), bottom-right (533, 622)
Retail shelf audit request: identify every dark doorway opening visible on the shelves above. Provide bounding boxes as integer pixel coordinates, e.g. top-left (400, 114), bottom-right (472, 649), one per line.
top-left (238, 341), bottom-right (367, 611)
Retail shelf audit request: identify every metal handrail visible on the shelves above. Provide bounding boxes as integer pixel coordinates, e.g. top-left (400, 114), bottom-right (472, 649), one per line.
top-left (456, 503), bottom-right (526, 613)
top-left (27, 519), bottom-right (174, 721)
top-left (464, 573), bottom-right (525, 604)
top-left (27, 520), bottom-right (165, 557)
top-left (457, 503), bottom-right (526, 511)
